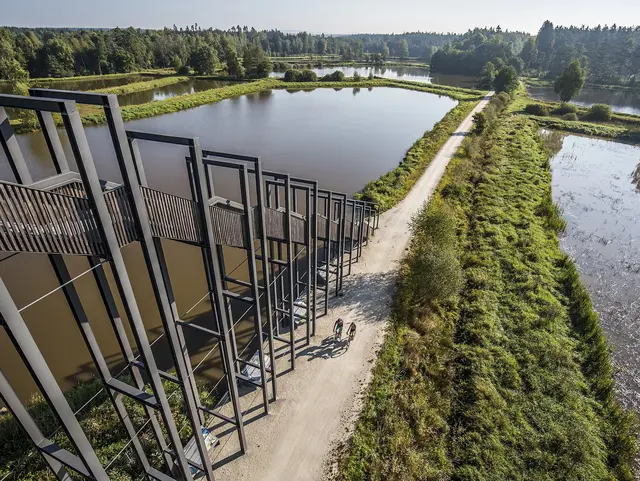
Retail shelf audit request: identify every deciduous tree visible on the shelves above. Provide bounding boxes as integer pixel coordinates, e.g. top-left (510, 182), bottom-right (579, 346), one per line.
top-left (554, 60), bottom-right (586, 102)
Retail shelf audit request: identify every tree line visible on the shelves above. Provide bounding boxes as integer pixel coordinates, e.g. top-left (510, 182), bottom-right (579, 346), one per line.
top-left (431, 21), bottom-right (640, 86)
top-left (2, 22), bottom-right (640, 87)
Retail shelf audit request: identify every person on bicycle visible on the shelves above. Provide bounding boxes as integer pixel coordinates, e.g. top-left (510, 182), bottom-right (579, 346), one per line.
top-left (334, 318), bottom-right (344, 340)
top-left (348, 322), bottom-right (356, 343)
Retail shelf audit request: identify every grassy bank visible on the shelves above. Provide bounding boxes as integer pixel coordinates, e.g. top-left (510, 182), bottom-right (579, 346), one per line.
top-left (93, 76), bottom-right (189, 95)
top-left (509, 90), bottom-right (640, 142)
top-left (357, 100), bottom-right (477, 210)
top-left (339, 100), bottom-right (637, 480)
top-left (11, 78), bottom-right (486, 134)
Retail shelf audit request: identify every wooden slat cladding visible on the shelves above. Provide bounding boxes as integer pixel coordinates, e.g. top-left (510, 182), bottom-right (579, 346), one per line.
top-left (141, 186), bottom-right (201, 244)
top-left (0, 182), bottom-right (106, 256)
top-left (50, 181), bottom-right (87, 199)
top-left (210, 205), bottom-right (245, 248)
top-left (104, 187), bottom-right (138, 247)
top-left (261, 207), bottom-right (306, 244)
top-left (0, 181), bottom-right (375, 255)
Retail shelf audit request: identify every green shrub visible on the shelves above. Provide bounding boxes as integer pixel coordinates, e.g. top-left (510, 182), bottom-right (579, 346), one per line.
top-left (562, 112), bottom-right (578, 121)
top-left (405, 203), bottom-right (462, 304)
top-left (524, 103), bottom-right (550, 116)
top-left (298, 69), bottom-right (317, 82)
top-left (176, 65), bottom-right (190, 75)
top-left (587, 103), bottom-right (613, 121)
top-left (353, 71), bottom-right (361, 81)
top-left (283, 69), bottom-right (298, 82)
top-left (472, 111), bottom-right (487, 134)
top-left (321, 70), bottom-right (345, 82)
top-left (283, 69), bottom-right (317, 82)
top-left (552, 103), bottom-right (577, 116)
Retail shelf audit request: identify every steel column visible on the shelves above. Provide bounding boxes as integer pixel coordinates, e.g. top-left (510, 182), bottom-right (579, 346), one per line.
top-left (187, 138), bottom-right (247, 453)
top-left (254, 160), bottom-right (278, 400)
top-left (239, 165), bottom-right (269, 411)
top-left (0, 107), bottom-right (33, 184)
top-left (283, 175), bottom-right (296, 368)
top-left (36, 111), bottom-right (70, 174)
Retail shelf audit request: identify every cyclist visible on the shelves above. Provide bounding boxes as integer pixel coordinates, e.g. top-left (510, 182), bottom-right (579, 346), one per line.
top-left (333, 318), bottom-right (344, 341)
top-left (347, 322), bottom-right (356, 344)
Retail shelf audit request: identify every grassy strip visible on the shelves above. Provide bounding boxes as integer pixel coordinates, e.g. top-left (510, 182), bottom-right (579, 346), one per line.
top-left (92, 76), bottom-right (189, 95)
top-left (12, 78), bottom-right (485, 134)
top-left (340, 102), bottom-right (637, 480)
top-left (510, 91), bottom-right (640, 127)
top-left (17, 70), bottom-right (168, 85)
top-left (357, 100), bottom-right (477, 210)
top-left (523, 77), bottom-right (640, 92)
top-left (530, 116), bottom-right (640, 143)
top-left (446, 114), bottom-right (637, 481)
top-left (338, 201), bottom-right (461, 480)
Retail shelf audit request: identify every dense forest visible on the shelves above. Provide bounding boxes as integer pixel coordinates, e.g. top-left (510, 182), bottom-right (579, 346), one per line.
top-left (1, 22), bottom-right (640, 85)
top-left (431, 21), bottom-right (640, 84)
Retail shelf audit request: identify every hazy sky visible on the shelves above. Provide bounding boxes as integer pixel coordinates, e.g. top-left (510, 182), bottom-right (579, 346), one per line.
top-left (3, 0), bottom-right (640, 34)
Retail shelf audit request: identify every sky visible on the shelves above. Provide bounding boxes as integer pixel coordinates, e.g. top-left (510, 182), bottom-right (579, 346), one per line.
top-left (2, 0), bottom-right (640, 34)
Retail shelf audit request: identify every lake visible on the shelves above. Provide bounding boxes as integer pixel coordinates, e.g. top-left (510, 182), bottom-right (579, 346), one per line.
top-left (528, 85), bottom-right (640, 116)
top-left (547, 131), bottom-right (640, 410)
top-left (0, 86), bottom-right (457, 401)
top-left (117, 79), bottom-right (242, 106)
top-left (270, 66), bottom-right (478, 88)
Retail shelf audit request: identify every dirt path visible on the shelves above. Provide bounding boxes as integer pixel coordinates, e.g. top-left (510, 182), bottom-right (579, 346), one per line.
top-left (211, 93), bottom-right (494, 481)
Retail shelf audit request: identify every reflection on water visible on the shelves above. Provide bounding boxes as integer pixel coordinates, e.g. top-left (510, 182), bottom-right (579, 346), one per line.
top-left (270, 66), bottom-right (478, 88)
top-left (529, 85), bottom-right (640, 116)
top-left (547, 131), bottom-right (640, 410)
top-left (0, 87), bottom-right (456, 400)
top-left (118, 79), bottom-right (242, 106)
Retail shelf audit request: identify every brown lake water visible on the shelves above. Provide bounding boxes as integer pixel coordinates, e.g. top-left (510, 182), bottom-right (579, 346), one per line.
top-left (271, 66), bottom-right (478, 88)
top-left (547, 131), bottom-right (640, 410)
top-left (0, 87), bottom-right (457, 401)
top-left (528, 85), bottom-right (640, 116)
top-left (117, 79), bottom-right (242, 106)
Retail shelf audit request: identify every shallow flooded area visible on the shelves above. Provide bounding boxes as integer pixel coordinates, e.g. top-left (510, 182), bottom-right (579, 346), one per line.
top-left (0, 86), bottom-right (457, 400)
top-left (529, 85), bottom-right (640, 116)
top-left (547, 131), bottom-right (640, 410)
top-left (271, 65), bottom-right (478, 88)
top-left (117, 78), bottom-right (242, 106)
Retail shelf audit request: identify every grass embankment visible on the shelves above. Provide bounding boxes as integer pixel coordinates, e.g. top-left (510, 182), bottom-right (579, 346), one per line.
top-left (1, 70), bottom-right (168, 87)
top-left (12, 78), bottom-right (486, 134)
top-left (340, 98), bottom-right (637, 480)
top-left (523, 77), bottom-right (640, 91)
top-left (357, 100), bottom-right (477, 210)
top-left (93, 76), bottom-right (189, 95)
top-left (510, 90), bottom-right (640, 142)
top-left (0, 375), bottom-right (220, 481)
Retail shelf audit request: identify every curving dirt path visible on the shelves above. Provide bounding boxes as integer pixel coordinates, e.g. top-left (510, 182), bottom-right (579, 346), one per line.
top-left (211, 92), bottom-right (495, 481)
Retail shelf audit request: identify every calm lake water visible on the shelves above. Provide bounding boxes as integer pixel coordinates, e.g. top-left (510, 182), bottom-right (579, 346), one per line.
top-left (547, 132), bottom-right (640, 410)
top-left (0, 87), bottom-right (457, 401)
top-left (117, 79), bottom-right (241, 106)
top-left (529, 85), bottom-right (640, 116)
top-left (271, 66), bottom-right (478, 88)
